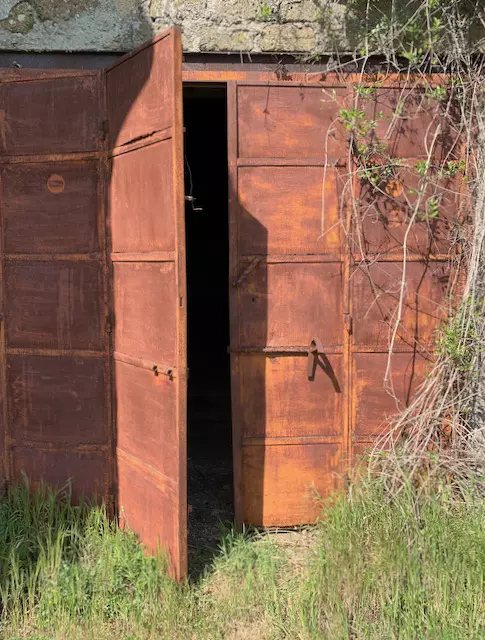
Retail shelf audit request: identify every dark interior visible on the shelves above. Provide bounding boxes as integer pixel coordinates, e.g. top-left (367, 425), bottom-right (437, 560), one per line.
top-left (183, 85), bottom-right (234, 562)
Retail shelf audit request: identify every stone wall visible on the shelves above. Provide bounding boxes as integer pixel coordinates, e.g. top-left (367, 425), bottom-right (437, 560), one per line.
top-left (0, 0), bottom-right (344, 53)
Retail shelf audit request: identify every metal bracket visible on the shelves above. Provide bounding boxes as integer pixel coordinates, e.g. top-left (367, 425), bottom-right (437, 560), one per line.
top-left (232, 257), bottom-right (261, 288)
top-left (114, 352), bottom-right (175, 380)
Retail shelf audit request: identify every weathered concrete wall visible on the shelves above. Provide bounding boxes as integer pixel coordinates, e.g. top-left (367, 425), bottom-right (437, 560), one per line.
top-left (0, 0), bottom-right (343, 53)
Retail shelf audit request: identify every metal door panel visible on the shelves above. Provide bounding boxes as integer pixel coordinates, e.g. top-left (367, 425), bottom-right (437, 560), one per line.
top-left (239, 353), bottom-right (344, 439)
top-left (237, 262), bottom-right (343, 348)
top-left (107, 27), bottom-right (186, 578)
top-left (361, 86), bottom-right (457, 161)
top-left (230, 79), bottom-right (457, 527)
top-left (117, 455), bottom-right (178, 558)
top-left (358, 169), bottom-right (459, 258)
top-left (113, 262), bottom-right (177, 363)
top-left (110, 140), bottom-right (175, 254)
top-left (238, 166), bottom-right (343, 256)
top-left (2, 162), bottom-right (99, 254)
top-left (236, 85), bottom-right (348, 159)
top-left (8, 355), bottom-right (107, 445)
top-left (242, 443), bottom-right (342, 526)
top-left (5, 261), bottom-right (105, 350)
top-left (351, 261), bottom-right (450, 349)
top-left (11, 447), bottom-right (108, 501)
top-left (0, 75), bottom-right (100, 155)
top-left (106, 42), bottom-right (174, 148)
top-left (350, 85), bottom-right (459, 457)
top-left (115, 361), bottom-right (177, 474)
top-left (352, 352), bottom-right (429, 439)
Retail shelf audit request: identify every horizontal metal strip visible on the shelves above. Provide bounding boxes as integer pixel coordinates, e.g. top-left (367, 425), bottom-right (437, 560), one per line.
top-left (114, 351), bottom-right (176, 378)
top-left (111, 251), bottom-right (176, 263)
top-left (8, 441), bottom-right (109, 453)
top-left (243, 435), bottom-right (343, 446)
top-left (231, 76), bottom-right (444, 88)
top-left (353, 439), bottom-right (381, 447)
top-left (352, 434), bottom-right (388, 441)
top-left (0, 69), bottom-right (100, 83)
top-left (237, 157), bottom-right (345, 167)
top-left (239, 254), bottom-right (343, 264)
top-left (109, 126), bottom-right (173, 158)
top-left (117, 448), bottom-right (178, 491)
top-left (5, 253), bottom-right (103, 262)
top-left (235, 79), bottom-right (349, 88)
top-left (182, 70), bottom-right (348, 85)
top-left (7, 348), bottom-right (108, 358)
top-left (231, 346), bottom-right (343, 354)
top-left (352, 254), bottom-right (450, 263)
top-left (0, 151), bottom-right (101, 163)
top-left (351, 345), bottom-right (435, 355)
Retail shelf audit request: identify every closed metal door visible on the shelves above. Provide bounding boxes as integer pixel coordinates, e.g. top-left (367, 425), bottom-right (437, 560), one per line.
top-left (0, 69), bottom-right (112, 505)
top-left (228, 79), bottom-right (456, 527)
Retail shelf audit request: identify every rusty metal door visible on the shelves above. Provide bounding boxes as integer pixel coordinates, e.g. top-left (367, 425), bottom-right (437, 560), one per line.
top-left (106, 28), bottom-right (187, 578)
top-left (228, 80), bottom-right (454, 527)
top-left (0, 70), bottom-right (112, 503)
top-left (350, 84), bottom-right (454, 457)
top-left (228, 82), bottom-right (350, 526)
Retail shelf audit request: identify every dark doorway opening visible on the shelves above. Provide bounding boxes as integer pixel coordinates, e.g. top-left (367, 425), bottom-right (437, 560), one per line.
top-left (183, 85), bottom-right (233, 568)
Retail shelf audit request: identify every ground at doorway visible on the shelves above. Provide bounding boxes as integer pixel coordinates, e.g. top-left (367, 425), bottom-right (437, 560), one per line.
top-left (1, 479), bottom-right (485, 639)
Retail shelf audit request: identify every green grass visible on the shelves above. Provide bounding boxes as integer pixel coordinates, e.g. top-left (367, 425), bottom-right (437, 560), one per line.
top-left (1, 477), bottom-right (485, 639)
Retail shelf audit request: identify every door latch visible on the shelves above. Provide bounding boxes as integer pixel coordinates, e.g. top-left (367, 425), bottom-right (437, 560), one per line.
top-left (307, 337), bottom-right (325, 380)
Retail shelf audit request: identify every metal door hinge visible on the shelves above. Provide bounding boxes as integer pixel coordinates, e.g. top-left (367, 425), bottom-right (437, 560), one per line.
top-left (105, 311), bottom-right (113, 335)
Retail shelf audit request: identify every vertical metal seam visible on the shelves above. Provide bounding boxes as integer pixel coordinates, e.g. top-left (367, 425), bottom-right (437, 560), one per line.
top-left (345, 84), bottom-right (357, 469)
top-left (0, 166), bottom-right (8, 488)
top-left (227, 80), bottom-right (244, 527)
top-left (99, 67), bottom-right (115, 516)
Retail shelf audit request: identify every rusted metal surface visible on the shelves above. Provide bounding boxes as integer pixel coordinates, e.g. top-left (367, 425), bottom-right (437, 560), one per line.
top-left (5, 261), bottom-right (105, 350)
top-left (237, 85), bottom-right (349, 159)
top-left (228, 81), bottom-right (349, 527)
top-left (0, 75), bottom-right (101, 155)
top-left (109, 140), bottom-right (175, 254)
top-left (351, 261), bottom-right (450, 351)
top-left (107, 27), bottom-right (187, 580)
top-left (2, 162), bottom-right (99, 254)
top-left (349, 84), bottom-right (457, 456)
top-left (237, 262), bottom-right (343, 348)
top-left (358, 168), bottom-right (460, 258)
top-left (242, 442), bottom-right (342, 526)
top-left (0, 69), bottom-right (112, 504)
top-left (352, 353), bottom-right (429, 439)
top-left (229, 77), bottom-right (455, 527)
top-left (238, 166), bottom-right (343, 255)
top-left (8, 355), bottom-right (107, 445)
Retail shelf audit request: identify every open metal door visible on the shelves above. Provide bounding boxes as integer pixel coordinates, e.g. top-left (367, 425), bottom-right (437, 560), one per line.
top-left (106, 27), bottom-right (187, 578)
